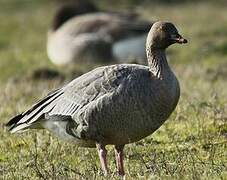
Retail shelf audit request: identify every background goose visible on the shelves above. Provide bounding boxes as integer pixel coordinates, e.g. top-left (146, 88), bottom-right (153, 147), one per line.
top-left (7, 21), bottom-right (187, 176)
top-left (47, 1), bottom-right (153, 65)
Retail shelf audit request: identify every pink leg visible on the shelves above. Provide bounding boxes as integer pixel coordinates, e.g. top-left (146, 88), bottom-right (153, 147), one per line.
top-left (115, 145), bottom-right (125, 176)
top-left (96, 144), bottom-right (108, 176)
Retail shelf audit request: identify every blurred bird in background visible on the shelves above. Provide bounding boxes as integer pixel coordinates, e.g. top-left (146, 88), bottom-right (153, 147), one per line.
top-left (47, 0), bottom-right (153, 65)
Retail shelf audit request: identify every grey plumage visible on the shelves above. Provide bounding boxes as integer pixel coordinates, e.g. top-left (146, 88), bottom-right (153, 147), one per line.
top-left (7, 21), bottom-right (187, 176)
top-left (8, 64), bottom-right (178, 145)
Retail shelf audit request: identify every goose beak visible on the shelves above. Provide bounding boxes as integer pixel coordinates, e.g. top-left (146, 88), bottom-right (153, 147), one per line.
top-left (170, 34), bottom-right (188, 44)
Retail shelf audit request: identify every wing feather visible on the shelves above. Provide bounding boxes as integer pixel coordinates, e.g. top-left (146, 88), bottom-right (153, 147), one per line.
top-left (6, 64), bottom-right (139, 134)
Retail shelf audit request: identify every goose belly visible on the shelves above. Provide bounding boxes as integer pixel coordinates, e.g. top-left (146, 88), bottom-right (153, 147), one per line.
top-left (89, 77), bottom-right (180, 145)
top-left (106, 106), bottom-right (170, 145)
top-left (87, 92), bottom-right (176, 145)
top-left (41, 120), bottom-right (95, 147)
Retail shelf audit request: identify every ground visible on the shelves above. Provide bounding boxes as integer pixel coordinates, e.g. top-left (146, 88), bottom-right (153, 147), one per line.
top-left (0, 0), bottom-right (226, 179)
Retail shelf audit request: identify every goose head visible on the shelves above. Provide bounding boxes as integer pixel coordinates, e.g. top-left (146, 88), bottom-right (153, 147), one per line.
top-left (146, 21), bottom-right (187, 50)
top-left (52, 1), bottom-right (98, 31)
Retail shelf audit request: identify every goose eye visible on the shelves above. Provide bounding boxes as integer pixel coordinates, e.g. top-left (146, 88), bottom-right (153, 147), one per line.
top-left (170, 34), bottom-right (179, 40)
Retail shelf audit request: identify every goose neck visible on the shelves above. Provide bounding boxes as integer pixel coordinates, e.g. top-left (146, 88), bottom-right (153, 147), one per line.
top-left (147, 48), bottom-right (170, 79)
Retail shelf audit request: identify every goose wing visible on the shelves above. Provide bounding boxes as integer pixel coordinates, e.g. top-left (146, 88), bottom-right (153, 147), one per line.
top-left (6, 65), bottom-right (136, 133)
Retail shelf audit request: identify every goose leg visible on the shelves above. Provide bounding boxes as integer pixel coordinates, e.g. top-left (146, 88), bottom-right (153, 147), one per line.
top-left (96, 143), bottom-right (108, 176)
top-left (115, 145), bottom-right (125, 176)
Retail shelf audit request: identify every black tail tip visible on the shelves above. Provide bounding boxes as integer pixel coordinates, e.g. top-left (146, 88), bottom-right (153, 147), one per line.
top-left (5, 114), bottom-right (24, 127)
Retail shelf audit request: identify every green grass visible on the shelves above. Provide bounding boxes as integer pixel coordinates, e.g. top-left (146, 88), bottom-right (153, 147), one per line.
top-left (0, 1), bottom-right (227, 179)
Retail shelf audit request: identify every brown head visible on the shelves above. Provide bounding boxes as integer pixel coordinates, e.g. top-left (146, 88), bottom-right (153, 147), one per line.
top-left (52, 0), bottom-right (98, 31)
top-left (146, 21), bottom-right (187, 50)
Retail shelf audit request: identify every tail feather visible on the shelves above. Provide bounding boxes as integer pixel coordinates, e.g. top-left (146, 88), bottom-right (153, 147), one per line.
top-left (21, 88), bottom-right (61, 117)
top-left (6, 114), bottom-right (24, 127)
top-left (20, 91), bottom-right (63, 124)
top-left (6, 88), bottom-right (64, 133)
top-left (8, 121), bottom-right (35, 134)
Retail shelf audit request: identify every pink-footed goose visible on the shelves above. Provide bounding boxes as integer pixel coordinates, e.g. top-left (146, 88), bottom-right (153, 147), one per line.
top-left (47, 1), bottom-right (152, 65)
top-left (7, 21), bottom-right (187, 176)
